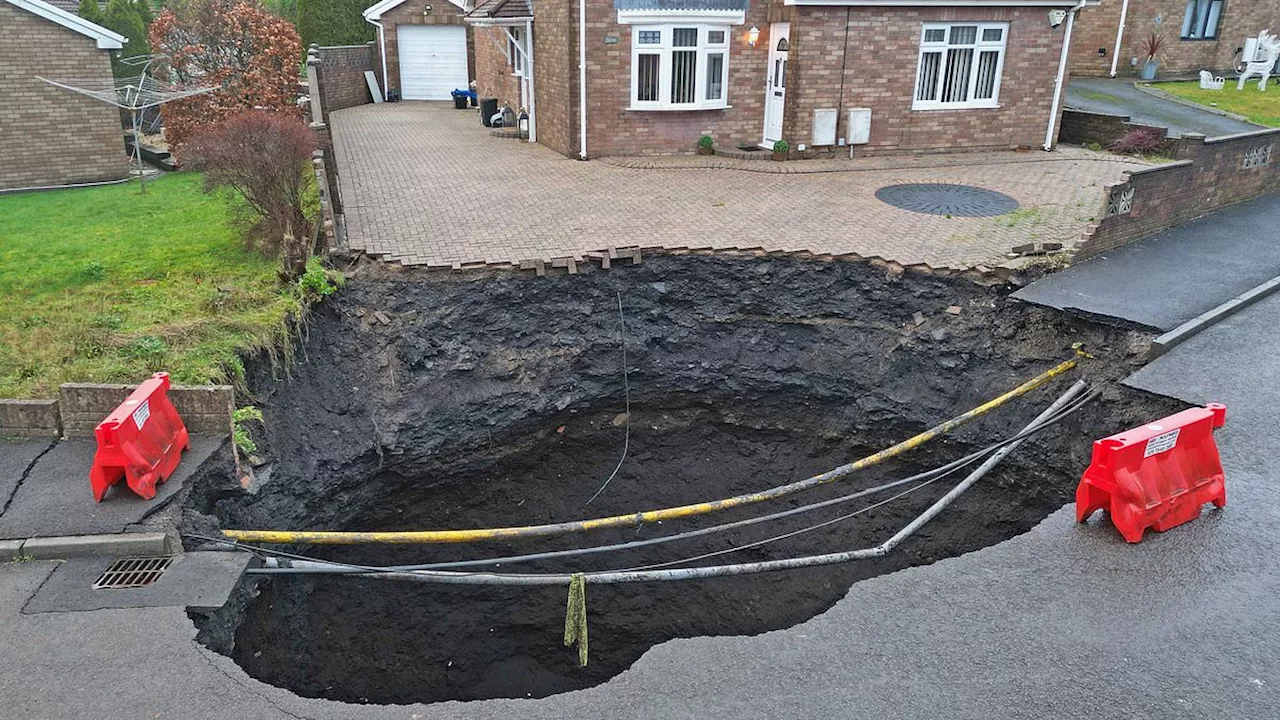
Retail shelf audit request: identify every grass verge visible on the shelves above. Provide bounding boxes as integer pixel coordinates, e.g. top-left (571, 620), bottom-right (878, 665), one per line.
top-left (1155, 81), bottom-right (1280, 128)
top-left (0, 173), bottom-right (334, 398)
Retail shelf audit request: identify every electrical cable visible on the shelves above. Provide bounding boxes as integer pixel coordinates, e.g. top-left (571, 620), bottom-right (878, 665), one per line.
top-left (585, 291), bottom-right (631, 506)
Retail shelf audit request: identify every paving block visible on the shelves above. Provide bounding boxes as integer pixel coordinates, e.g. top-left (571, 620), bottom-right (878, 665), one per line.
top-left (21, 532), bottom-right (171, 560)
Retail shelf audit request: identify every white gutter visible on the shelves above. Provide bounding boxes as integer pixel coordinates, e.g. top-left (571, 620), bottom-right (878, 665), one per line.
top-left (1108, 0), bottom-right (1130, 77)
top-left (1044, 0), bottom-right (1086, 151)
top-left (578, 0), bottom-right (587, 159)
top-left (366, 17), bottom-right (390, 101)
top-left (526, 17), bottom-right (538, 143)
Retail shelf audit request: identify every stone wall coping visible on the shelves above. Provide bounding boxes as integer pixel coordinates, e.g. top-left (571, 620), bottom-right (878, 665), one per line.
top-left (1204, 126), bottom-right (1280, 145)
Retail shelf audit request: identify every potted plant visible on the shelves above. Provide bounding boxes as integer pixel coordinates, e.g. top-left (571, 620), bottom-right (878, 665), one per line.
top-left (696, 135), bottom-right (714, 156)
top-left (772, 139), bottom-right (789, 161)
top-left (1138, 33), bottom-right (1166, 81)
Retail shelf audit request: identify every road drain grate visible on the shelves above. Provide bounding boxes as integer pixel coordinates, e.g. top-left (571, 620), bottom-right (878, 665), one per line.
top-left (92, 556), bottom-right (174, 589)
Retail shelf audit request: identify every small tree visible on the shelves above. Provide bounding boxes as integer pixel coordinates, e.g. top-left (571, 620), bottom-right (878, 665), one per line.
top-left (296, 0), bottom-right (374, 48)
top-left (77, 0), bottom-right (102, 23)
top-left (149, 0), bottom-right (303, 159)
top-left (104, 0), bottom-right (150, 70)
top-left (185, 112), bottom-right (318, 279)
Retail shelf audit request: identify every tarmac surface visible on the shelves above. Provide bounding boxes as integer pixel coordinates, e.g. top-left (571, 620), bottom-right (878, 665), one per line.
top-left (1012, 194), bottom-right (1280, 330)
top-left (1066, 77), bottom-right (1263, 138)
top-left (0, 436), bottom-right (222, 539)
top-left (1, 203), bottom-right (1277, 717)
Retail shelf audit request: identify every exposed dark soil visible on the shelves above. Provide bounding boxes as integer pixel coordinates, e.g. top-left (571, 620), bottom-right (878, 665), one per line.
top-left (185, 255), bottom-right (1183, 706)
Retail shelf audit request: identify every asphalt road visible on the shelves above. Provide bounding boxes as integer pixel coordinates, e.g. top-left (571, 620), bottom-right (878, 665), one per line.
top-left (1013, 193), bottom-right (1280, 331)
top-left (1066, 78), bottom-right (1263, 138)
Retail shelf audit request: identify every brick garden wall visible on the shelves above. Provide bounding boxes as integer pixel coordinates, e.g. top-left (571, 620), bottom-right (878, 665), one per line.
top-left (1077, 127), bottom-right (1280, 258)
top-left (786, 7), bottom-right (1068, 157)
top-left (1070, 0), bottom-right (1280, 77)
top-left (0, 4), bottom-right (129, 190)
top-left (1059, 108), bottom-right (1170, 147)
top-left (381, 0), bottom-right (474, 99)
top-left (474, 26), bottom-right (523, 111)
top-left (314, 43), bottom-right (378, 122)
top-left (0, 384), bottom-right (233, 439)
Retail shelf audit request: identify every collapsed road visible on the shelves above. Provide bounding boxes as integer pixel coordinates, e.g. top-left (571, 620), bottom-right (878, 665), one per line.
top-left (178, 255), bottom-right (1184, 706)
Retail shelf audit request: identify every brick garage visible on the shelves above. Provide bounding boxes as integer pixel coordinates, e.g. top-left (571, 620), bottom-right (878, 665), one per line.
top-left (1069, 0), bottom-right (1280, 77)
top-left (466, 0), bottom-right (1084, 159)
top-left (0, 0), bottom-right (129, 191)
top-left (363, 0), bottom-right (475, 100)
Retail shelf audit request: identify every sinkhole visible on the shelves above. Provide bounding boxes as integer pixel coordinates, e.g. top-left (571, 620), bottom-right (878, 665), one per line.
top-left (185, 255), bottom-right (1181, 706)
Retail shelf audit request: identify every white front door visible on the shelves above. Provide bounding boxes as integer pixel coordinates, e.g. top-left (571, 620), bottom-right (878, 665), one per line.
top-left (762, 23), bottom-right (789, 146)
top-left (397, 25), bottom-right (469, 101)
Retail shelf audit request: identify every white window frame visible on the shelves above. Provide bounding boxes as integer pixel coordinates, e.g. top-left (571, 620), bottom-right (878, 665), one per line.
top-left (629, 24), bottom-right (731, 111)
top-left (1181, 0), bottom-right (1224, 40)
top-left (911, 22), bottom-right (1008, 111)
top-left (509, 27), bottom-right (526, 77)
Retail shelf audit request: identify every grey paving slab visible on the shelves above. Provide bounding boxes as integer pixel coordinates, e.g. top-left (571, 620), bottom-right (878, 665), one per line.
top-left (0, 439), bottom-right (54, 513)
top-left (1067, 77), bottom-right (1263, 138)
top-left (1013, 193), bottom-right (1280, 330)
top-left (24, 551), bottom-right (251, 614)
top-left (0, 436), bottom-right (224, 540)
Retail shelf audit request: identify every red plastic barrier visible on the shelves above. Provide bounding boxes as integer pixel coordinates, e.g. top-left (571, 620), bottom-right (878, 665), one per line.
top-left (1076, 403), bottom-right (1227, 543)
top-left (89, 372), bottom-right (191, 502)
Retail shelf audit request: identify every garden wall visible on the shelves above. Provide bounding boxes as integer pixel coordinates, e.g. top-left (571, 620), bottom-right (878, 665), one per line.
top-left (0, 384), bottom-right (234, 439)
top-left (1058, 109), bottom-right (1170, 148)
top-left (1076, 127), bottom-right (1279, 258)
top-left (310, 43), bottom-right (379, 124)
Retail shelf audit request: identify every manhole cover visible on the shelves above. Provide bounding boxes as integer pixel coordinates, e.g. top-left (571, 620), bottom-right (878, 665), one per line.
top-left (93, 556), bottom-right (173, 589)
top-left (875, 183), bottom-right (1019, 217)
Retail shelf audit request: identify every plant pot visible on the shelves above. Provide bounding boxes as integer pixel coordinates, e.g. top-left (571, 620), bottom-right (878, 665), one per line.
top-left (696, 146), bottom-right (714, 156)
top-left (772, 151), bottom-right (787, 161)
top-left (1139, 59), bottom-right (1159, 81)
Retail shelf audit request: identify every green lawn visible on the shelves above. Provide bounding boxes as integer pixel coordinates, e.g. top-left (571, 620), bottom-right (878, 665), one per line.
top-left (0, 174), bottom-right (304, 398)
top-left (1156, 81), bottom-right (1280, 127)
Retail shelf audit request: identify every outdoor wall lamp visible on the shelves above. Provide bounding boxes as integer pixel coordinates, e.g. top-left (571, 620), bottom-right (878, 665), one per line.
top-left (747, 26), bottom-right (760, 47)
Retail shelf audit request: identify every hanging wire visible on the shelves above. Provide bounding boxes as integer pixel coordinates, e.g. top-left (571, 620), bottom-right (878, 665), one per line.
top-left (585, 291), bottom-right (631, 505)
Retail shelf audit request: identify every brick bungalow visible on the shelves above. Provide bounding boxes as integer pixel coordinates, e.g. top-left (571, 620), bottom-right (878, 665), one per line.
top-left (0, 0), bottom-right (129, 190)
top-left (1070, 0), bottom-right (1280, 77)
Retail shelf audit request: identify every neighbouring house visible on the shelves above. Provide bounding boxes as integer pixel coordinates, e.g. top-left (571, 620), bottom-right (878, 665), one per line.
top-left (362, 0), bottom-right (1098, 159)
top-left (0, 0), bottom-right (130, 190)
top-left (1070, 0), bottom-right (1280, 77)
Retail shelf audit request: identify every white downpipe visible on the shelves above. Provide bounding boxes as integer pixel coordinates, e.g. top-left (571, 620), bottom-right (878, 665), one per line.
top-left (367, 18), bottom-right (389, 101)
top-left (1109, 0), bottom-right (1130, 78)
top-left (578, 0), bottom-right (587, 159)
top-left (1044, 1), bottom-right (1085, 152)
top-left (526, 18), bottom-right (537, 144)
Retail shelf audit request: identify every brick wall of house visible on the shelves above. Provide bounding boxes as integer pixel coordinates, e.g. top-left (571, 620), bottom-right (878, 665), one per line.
top-left (381, 0), bottom-right (475, 98)
top-left (1070, 0), bottom-right (1280, 77)
top-left (474, 26), bottom-right (523, 111)
top-left (314, 43), bottom-right (378, 122)
top-left (1077, 127), bottom-right (1279, 258)
top-left (0, 4), bottom-right (129, 190)
top-left (532, 0), bottom-right (578, 157)
top-left (578, 0), bottom-right (782, 157)
top-left (786, 7), bottom-right (1068, 157)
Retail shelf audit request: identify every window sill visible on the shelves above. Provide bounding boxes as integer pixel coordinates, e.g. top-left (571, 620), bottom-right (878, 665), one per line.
top-left (1179, 37), bottom-right (1220, 42)
top-left (628, 104), bottom-right (732, 112)
top-left (911, 103), bottom-right (1002, 112)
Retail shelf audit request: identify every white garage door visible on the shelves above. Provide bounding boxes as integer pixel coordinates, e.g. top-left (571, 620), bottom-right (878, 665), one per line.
top-left (397, 25), bottom-right (468, 101)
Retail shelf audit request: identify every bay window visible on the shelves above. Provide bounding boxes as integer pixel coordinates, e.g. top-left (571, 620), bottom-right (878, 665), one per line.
top-left (913, 23), bottom-right (1007, 111)
top-left (631, 24), bottom-right (730, 110)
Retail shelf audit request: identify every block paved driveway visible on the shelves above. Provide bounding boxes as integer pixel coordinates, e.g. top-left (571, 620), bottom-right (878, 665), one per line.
top-left (331, 102), bottom-right (1150, 271)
